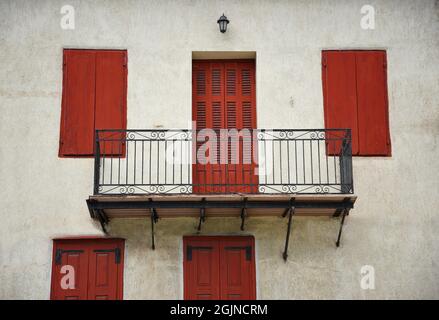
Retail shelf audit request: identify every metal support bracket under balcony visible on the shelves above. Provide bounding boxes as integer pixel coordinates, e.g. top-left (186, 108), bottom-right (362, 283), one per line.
top-left (336, 208), bottom-right (348, 247)
top-left (282, 200), bottom-right (296, 261)
top-left (197, 198), bottom-right (206, 232)
top-left (240, 197), bottom-right (248, 231)
top-left (87, 194), bottom-right (356, 260)
top-left (86, 199), bottom-right (109, 234)
top-left (149, 199), bottom-right (159, 250)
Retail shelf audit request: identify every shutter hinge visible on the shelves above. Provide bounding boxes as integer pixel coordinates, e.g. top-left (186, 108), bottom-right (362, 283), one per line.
top-left (322, 56), bottom-right (327, 68)
top-left (55, 249), bottom-right (84, 265)
top-left (225, 246), bottom-right (252, 261)
top-left (123, 55), bottom-right (128, 67)
top-left (186, 246), bottom-right (213, 261)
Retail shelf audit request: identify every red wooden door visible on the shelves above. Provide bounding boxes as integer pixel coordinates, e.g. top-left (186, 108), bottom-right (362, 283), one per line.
top-left (50, 238), bottom-right (124, 300)
top-left (184, 236), bottom-right (256, 300)
top-left (192, 60), bottom-right (257, 193)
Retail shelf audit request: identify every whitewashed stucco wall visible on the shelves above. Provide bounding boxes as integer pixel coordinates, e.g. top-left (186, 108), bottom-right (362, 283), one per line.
top-left (0, 0), bottom-right (438, 299)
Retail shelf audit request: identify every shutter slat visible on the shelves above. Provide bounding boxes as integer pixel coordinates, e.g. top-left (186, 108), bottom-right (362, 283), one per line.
top-left (241, 69), bottom-right (251, 96)
top-left (212, 69), bottom-right (221, 96)
top-left (242, 102), bottom-right (253, 129)
top-left (196, 69), bottom-right (206, 95)
top-left (226, 69), bottom-right (236, 95)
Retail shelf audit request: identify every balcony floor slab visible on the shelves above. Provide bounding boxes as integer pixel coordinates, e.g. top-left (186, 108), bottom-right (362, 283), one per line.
top-left (87, 194), bottom-right (356, 219)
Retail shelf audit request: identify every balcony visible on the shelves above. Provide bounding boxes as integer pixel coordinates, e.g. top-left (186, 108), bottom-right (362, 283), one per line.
top-left (87, 128), bottom-right (356, 259)
top-left (92, 129), bottom-right (353, 195)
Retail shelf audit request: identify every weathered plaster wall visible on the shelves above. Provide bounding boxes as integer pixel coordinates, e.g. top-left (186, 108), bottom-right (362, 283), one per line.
top-left (0, 0), bottom-right (438, 299)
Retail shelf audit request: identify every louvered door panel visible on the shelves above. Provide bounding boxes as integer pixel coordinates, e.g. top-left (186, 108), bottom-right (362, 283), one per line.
top-left (225, 62), bottom-right (258, 193)
top-left (193, 60), bottom-right (257, 194)
top-left (209, 63), bottom-right (226, 192)
top-left (193, 63), bottom-right (209, 192)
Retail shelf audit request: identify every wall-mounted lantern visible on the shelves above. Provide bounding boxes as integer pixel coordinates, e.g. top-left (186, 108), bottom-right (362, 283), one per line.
top-left (217, 14), bottom-right (230, 33)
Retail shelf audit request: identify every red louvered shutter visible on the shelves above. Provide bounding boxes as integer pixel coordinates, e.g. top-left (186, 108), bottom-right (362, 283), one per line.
top-left (59, 50), bottom-right (96, 156)
top-left (193, 60), bottom-right (257, 193)
top-left (210, 63), bottom-right (227, 192)
top-left (95, 50), bottom-right (128, 156)
top-left (225, 61), bottom-right (257, 193)
top-left (356, 51), bottom-right (391, 156)
top-left (322, 51), bottom-right (359, 155)
top-left (193, 62), bottom-right (210, 193)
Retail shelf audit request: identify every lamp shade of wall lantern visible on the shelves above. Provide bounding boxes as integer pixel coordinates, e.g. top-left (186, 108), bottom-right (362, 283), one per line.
top-left (217, 14), bottom-right (230, 33)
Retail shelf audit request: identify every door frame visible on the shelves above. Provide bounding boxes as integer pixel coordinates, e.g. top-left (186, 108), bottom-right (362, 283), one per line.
top-left (183, 235), bottom-right (257, 300)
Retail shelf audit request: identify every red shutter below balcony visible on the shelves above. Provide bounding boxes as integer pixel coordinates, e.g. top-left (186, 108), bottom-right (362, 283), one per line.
top-left (184, 236), bottom-right (256, 300)
top-left (219, 237), bottom-right (256, 300)
top-left (51, 239), bottom-right (124, 300)
top-left (184, 238), bottom-right (220, 300)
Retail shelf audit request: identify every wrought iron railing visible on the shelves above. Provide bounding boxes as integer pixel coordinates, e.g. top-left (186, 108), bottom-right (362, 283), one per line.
top-left (93, 129), bottom-right (353, 195)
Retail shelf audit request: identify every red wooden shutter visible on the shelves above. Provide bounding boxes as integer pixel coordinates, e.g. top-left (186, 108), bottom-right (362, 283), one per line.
top-left (322, 51), bottom-right (359, 155)
top-left (193, 62), bottom-right (209, 193)
top-left (87, 241), bottom-right (124, 300)
top-left (51, 239), bottom-right (124, 300)
top-left (210, 62), bottom-right (227, 192)
top-left (192, 60), bottom-right (257, 193)
top-left (59, 50), bottom-right (96, 156)
top-left (356, 51), bottom-right (391, 156)
top-left (219, 237), bottom-right (256, 300)
top-left (95, 50), bottom-right (128, 156)
top-left (184, 238), bottom-right (220, 300)
top-left (50, 241), bottom-right (88, 300)
top-left (184, 236), bottom-right (256, 300)
top-left (236, 62), bottom-right (257, 192)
